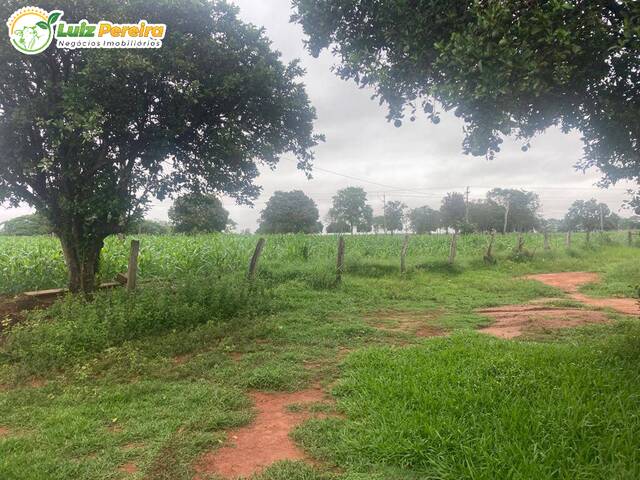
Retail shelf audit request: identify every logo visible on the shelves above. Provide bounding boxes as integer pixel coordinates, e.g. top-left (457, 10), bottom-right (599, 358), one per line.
top-left (7, 6), bottom-right (166, 54)
top-left (7, 7), bottom-right (61, 54)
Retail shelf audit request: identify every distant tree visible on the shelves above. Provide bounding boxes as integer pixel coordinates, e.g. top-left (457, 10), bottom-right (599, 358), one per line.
top-left (619, 216), bottom-right (640, 230)
top-left (468, 200), bottom-right (503, 232)
top-left (540, 218), bottom-right (564, 233)
top-left (486, 189), bottom-right (540, 233)
top-left (563, 199), bottom-right (617, 232)
top-left (0, 0), bottom-right (321, 293)
top-left (440, 192), bottom-right (467, 232)
top-left (127, 219), bottom-right (171, 235)
top-left (169, 194), bottom-right (230, 233)
top-left (326, 220), bottom-right (351, 234)
top-left (408, 206), bottom-right (441, 234)
top-left (372, 215), bottom-right (386, 234)
top-left (384, 200), bottom-right (406, 233)
top-left (0, 213), bottom-right (52, 236)
top-left (257, 190), bottom-right (322, 234)
top-left (293, 1), bottom-right (640, 205)
top-left (328, 187), bottom-right (373, 234)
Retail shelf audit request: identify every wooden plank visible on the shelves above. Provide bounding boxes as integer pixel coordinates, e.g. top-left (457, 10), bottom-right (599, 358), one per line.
top-left (23, 288), bottom-right (66, 298)
top-left (23, 282), bottom-right (121, 298)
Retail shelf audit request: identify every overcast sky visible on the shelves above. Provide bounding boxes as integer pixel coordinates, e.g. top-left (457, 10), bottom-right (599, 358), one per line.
top-left (1, 0), bottom-right (635, 230)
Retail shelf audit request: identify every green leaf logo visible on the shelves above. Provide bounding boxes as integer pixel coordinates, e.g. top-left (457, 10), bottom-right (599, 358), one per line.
top-left (36, 21), bottom-right (48, 30)
top-left (48, 11), bottom-right (62, 25)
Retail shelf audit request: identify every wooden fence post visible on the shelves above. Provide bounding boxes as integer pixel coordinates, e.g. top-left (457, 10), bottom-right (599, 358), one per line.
top-left (127, 239), bottom-right (140, 292)
top-left (586, 230), bottom-right (591, 245)
top-left (543, 231), bottom-right (550, 250)
top-left (516, 233), bottom-right (524, 253)
top-left (629, 230), bottom-right (633, 247)
top-left (484, 230), bottom-right (496, 264)
top-left (448, 232), bottom-right (458, 265)
top-left (336, 236), bottom-right (346, 284)
top-left (566, 231), bottom-right (572, 248)
top-left (247, 238), bottom-right (266, 280)
top-left (400, 234), bottom-right (410, 274)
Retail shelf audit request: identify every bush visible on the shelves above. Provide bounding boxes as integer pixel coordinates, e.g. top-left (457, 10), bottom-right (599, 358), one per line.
top-left (3, 275), bottom-right (274, 373)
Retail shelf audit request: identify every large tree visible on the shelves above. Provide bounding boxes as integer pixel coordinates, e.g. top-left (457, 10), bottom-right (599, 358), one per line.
top-left (440, 192), bottom-right (467, 232)
top-left (408, 206), bottom-right (441, 234)
top-left (383, 200), bottom-right (406, 233)
top-left (486, 188), bottom-right (541, 233)
top-left (468, 200), bottom-right (504, 233)
top-left (257, 190), bottom-right (322, 234)
top-left (0, 0), bottom-right (321, 292)
top-left (327, 186), bottom-right (373, 234)
top-left (292, 1), bottom-right (640, 199)
top-left (168, 193), bottom-right (230, 234)
top-left (564, 199), bottom-right (617, 232)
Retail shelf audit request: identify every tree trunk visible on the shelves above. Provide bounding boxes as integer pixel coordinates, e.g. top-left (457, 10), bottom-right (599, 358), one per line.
top-left (58, 233), bottom-right (105, 293)
top-left (503, 202), bottom-right (510, 234)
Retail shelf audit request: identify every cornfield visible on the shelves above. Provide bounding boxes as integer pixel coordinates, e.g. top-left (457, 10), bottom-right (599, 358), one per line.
top-left (0, 231), bottom-right (633, 295)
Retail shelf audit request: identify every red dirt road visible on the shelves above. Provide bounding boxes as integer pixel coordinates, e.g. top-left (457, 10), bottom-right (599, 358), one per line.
top-left (479, 272), bottom-right (639, 339)
top-left (525, 272), bottom-right (640, 316)
top-left (478, 305), bottom-right (610, 339)
top-left (194, 388), bottom-right (327, 479)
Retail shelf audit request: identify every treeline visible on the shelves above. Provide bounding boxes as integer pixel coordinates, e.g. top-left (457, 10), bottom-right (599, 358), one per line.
top-left (264, 187), bottom-right (638, 235)
top-left (3, 188), bottom-right (640, 236)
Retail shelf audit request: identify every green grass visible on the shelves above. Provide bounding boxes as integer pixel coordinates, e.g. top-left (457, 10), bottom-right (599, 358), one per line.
top-left (0, 233), bottom-right (639, 479)
top-left (295, 326), bottom-right (640, 479)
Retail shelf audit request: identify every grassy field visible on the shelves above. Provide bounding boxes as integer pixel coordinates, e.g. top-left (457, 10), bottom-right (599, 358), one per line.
top-left (0, 232), bottom-right (639, 479)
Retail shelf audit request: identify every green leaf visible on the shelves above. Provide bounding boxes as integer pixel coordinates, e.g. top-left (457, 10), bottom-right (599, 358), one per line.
top-left (48, 11), bottom-right (62, 25)
top-left (36, 21), bottom-right (48, 30)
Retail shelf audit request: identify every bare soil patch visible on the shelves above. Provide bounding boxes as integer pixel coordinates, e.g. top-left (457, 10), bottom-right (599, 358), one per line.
top-left (121, 442), bottom-right (144, 451)
top-left (524, 272), bottom-right (600, 292)
top-left (364, 310), bottom-right (444, 337)
top-left (229, 351), bottom-right (244, 362)
top-left (526, 272), bottom-right (640, 315)
top-left (0, 294), bottom-right (57, 333)
top-left (118, 462), bottom-right (138, 474)
top-left (0, 427), bottom-right (10, 437)
top-left (194, 387), bottom-right (327, 479)
top-left (478, 305), bottom-right (610, 339)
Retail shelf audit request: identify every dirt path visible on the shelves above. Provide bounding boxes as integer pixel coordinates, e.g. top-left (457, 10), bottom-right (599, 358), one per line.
top-left (525, 272), bottom-right (640, 316)
top-left (478, 305), bottom-right (610, 339)
top-left (479, 272), bottom-right (639, 339)
top-left (194, 388), bottom-right (328, 479)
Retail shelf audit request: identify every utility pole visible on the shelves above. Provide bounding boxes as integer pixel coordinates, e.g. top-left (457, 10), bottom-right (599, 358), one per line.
top-left (464, 186), bottom-right (470, 224)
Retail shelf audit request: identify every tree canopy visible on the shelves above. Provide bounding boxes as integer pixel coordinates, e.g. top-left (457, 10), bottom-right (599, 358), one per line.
top-left (486, 188), bottom-right (541, 233)
top-left (440, 192), bottom-right (467, 232)
top-left (292, 1), bottom-right (640, 199)
top-left (0, 0), bottom-right (321, 291)
top-left (384, 200), bottom-right (406, 233)
top-left (168, 193), bottom-right (230, 233)
top-left (563, 199), bottom-right (617, 232)
top-left (408, 206), bottom-right (441, 234)
top-left (0, 213), bottom-right (53, 236)
top-left (328, 187), bottom-right (373, 233)
top-left (257, 190), bottom-right (322, 234)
